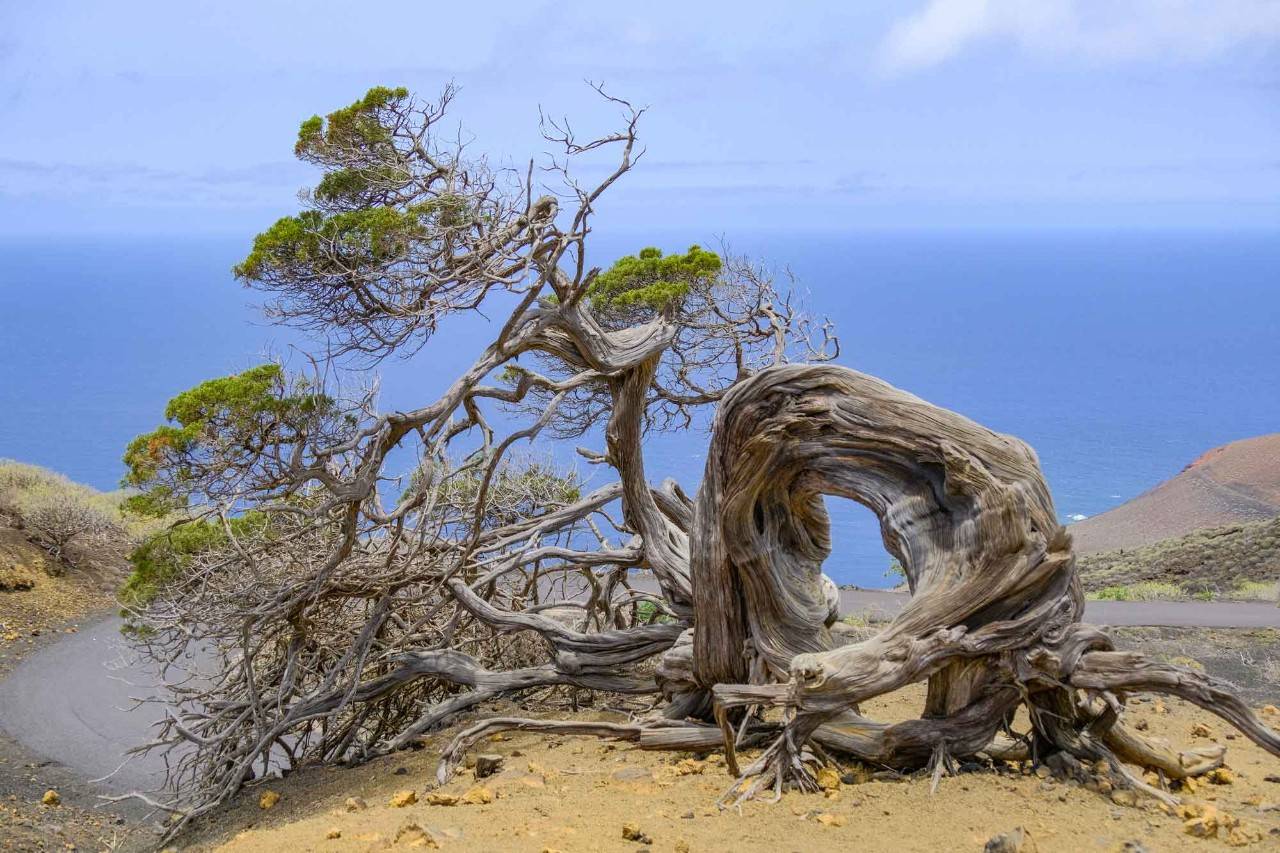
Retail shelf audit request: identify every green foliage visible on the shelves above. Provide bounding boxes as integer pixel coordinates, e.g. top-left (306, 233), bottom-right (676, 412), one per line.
top-left (121, 513), bottom-right (268, 607)
top-left (1087, 581), bottom-right (1188, 602)
top-left (883, 559), bottom-right (905, 581)
top-left (634, 600), bottom-right (674, 625)
top-left (294, 85), bottom-right (409, 162)
top-left (123, 365), bottom-right (330, 502)
top-left (235, 204), bottom-right (456, 281)
top-left (235, 85), bottom-right (473, 284)
top-left (588, 245), bottom-right (721, 314)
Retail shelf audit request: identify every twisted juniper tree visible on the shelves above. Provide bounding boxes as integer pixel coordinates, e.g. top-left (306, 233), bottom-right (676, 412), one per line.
top-left (122, 84), bottom-right (1277, 836)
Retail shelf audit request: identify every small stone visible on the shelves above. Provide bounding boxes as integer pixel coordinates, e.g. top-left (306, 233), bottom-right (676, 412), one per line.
top-left (1261, 704), bottom-right (1279, 716)
top-left (1225, 826), bottom-right (1262, 847)
top-left (1265, 774), bottom-right (1280, 784)
top-left (674, 841), bottom-right (690, 853)
top-left (622, 822), bottom-right (652, 844)
top-left (984, 826), bottom-right (1036, 852)
top-left (815, 813), bottom-right (846, 827)
top-left (325, 828), bottom-right (341, 840)
top-left (345, 796), bottom-right (367, 812)
top-left (460, 785), bottom-right (493, 805)
top-left (390, 789), bottom-right (418, 808)
top-left (1110, 789), bottom-right (1138, 807)
top-left (680, 811), bottom-right (695, 819)
top-left (1191, 722), bottom-right (1214, 738)
top-left (1184, 816), bottom-right (1218, 838)
top-left (258, 790), bottom-right (280, 810)
top-left (674, 758), bottom-right (705, 776)
top-left (426, 792), bottom-right (458, 806)
top-left (1208, 767), bottom-right (1235, 785)
top-left (474, 754), bottom-right (504, 779)
top-left (1152, 700), bottom-right (1168, 715)
top-left (816, 766), bottom-right (841, 791)
top-left (1133, 718), bottom-right (1149, 732)
top-left (394, 766), bottom-right (409, 776)
top-left (394, 822), bottom-right (438, 848)
top-left (41, 790), bottom-right (60, 807)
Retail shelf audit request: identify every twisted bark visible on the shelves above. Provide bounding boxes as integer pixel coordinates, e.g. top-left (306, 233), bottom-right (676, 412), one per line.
top-left (686, 364), bottom-right (1279, 801)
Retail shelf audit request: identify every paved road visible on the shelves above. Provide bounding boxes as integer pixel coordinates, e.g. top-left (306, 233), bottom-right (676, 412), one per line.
top-left (1, 597), bottom-right (1276, 805)
top-left (840, 588), bottom-right (1280, 628)
top-left (0, 616), bottom-right (172, 797)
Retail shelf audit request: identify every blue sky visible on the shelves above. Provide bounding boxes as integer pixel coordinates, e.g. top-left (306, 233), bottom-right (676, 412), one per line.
top-left (1, 0), bottom-right (1277, 235)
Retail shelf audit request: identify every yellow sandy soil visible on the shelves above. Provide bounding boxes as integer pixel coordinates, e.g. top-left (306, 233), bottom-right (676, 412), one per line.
top-left (180, 684), bottom-right (1280, 853)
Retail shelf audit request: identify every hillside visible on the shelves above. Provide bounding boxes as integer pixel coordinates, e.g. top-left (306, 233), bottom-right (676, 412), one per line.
top-left (1078, 514), bottom-right (1280, 600)
top-left (1070, 433), bottom-right (1280, 555)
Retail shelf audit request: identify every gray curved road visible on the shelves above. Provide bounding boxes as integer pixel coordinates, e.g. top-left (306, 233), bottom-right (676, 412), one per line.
top-left (1, 596), bottom-right (1276, 805)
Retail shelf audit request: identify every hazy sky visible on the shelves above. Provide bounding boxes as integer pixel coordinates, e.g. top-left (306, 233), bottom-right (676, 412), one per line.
top-left (2, 1), bottom-right (1278, 235)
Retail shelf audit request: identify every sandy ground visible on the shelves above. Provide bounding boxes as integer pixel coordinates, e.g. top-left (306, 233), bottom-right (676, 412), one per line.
top-left (176, 681), bottom-right (1280, 853)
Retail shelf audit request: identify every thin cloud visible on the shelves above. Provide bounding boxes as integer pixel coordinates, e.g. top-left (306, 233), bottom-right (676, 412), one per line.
top-left (0, 157), bottom-right (305, 206)
top-left (876, 0), bottom-right (1280, 76)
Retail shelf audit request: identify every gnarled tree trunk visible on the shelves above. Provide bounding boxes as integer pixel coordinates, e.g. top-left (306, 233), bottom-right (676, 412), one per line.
top-left (686, 363), bottom-right (1277, 802)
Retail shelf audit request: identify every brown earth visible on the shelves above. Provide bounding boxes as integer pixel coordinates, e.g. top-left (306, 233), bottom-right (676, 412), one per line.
top-left (1070, 433), bottom-right (1280, 556)
top-left (177, 656), bottom-right (1280, 853)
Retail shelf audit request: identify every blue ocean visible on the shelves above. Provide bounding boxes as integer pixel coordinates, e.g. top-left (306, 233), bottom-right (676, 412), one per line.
top-left (2, 230), bottom-right (1278, 587)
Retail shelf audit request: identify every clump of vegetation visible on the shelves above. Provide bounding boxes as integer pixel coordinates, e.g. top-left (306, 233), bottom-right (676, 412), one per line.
top-left (120, 513), bottom-right (269, 608)
top-left (0, 460), bottom-right (152, 573)
top-left (1079, 515), bottom-right (1280, 602)
top-left (1087, 581), bottom-right (1192, 602)
top-left (634, 599), bottom-right (675, 625)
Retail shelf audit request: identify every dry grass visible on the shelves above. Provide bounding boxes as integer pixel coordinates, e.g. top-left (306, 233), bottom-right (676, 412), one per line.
top-left (0, 459), bottom-right (160, 576)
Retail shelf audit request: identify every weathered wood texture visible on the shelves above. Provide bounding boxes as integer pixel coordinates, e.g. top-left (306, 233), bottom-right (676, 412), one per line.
top-left (687, 363), bottom-right (1278, 799)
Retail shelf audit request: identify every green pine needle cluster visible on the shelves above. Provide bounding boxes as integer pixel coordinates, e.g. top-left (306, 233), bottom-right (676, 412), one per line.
top-left (588, 245), bottom-right (721, 313)
top-left (122, 364), bottom-right (330, 513)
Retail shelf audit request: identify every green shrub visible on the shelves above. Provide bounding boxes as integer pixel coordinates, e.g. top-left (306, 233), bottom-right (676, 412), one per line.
top-left (634, 599), bottom-right (674, 625)
top-left (1087, 581), bottom-right (1188, 602)
top-left (121, 512), bottom-right (267, 607)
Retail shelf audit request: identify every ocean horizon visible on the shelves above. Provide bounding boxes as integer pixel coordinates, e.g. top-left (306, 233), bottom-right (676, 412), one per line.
top-left (3, 227), bottom-right (1278, 587)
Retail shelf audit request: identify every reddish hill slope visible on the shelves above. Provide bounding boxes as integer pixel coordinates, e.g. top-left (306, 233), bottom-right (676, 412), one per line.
top-left (1070, 433), bottom-right (1280, 555)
